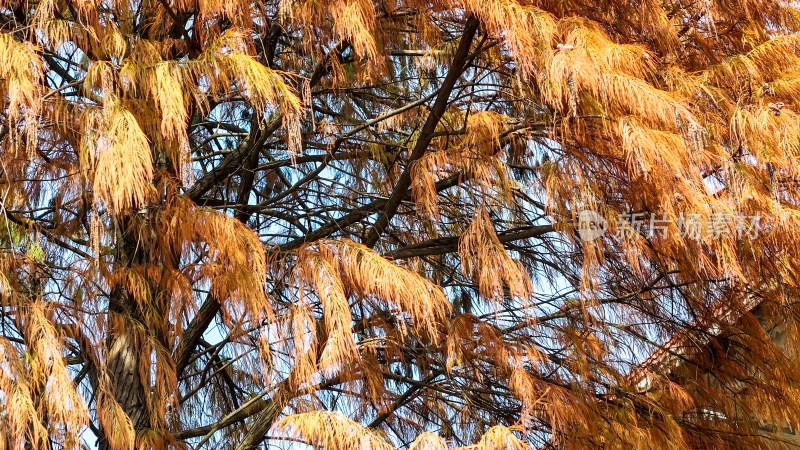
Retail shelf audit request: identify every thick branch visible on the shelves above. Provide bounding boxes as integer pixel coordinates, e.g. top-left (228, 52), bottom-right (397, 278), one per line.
top-left (278, 173), bottom-right (462, 251)
top-left (363, 16), bottom-right (479, 248)
top-left (384, 223), bottom-right (556, 259)
top-left (174, 294), bottom-right (220, 377)
top-left (186, 113), bottom-right (283, 202)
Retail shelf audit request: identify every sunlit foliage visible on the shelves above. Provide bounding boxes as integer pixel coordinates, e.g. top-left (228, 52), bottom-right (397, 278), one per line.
top-left (2, 0), bottom-right (800, 448)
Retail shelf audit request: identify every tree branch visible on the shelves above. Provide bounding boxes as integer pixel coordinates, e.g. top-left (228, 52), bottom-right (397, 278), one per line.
top-left (384, 223), bottom-right (556, 259)
top-left (363, 16), bottom-right (479, 248)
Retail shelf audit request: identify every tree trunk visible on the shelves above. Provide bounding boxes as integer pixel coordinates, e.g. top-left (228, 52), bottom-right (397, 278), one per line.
top-left (98, 217), bottom-right (153, 450)
top-left (97, 290), bottom-right (152, 449)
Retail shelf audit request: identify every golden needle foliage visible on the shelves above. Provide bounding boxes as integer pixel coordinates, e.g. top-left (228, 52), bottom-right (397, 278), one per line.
top-left (5, 0), bottom-right (800, 448)
top-left (459, 208), bottom-right (532, 303)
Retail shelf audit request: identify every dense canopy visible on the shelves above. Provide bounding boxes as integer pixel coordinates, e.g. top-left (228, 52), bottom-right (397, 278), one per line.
top-left (3, 0), bottom-right (800, 448)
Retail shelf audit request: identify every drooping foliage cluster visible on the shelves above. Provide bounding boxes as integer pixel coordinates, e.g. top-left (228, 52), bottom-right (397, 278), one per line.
top-left (3, 0), bottom-right (800, 448)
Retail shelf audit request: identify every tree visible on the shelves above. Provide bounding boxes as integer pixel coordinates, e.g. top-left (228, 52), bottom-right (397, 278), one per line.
top-left (2, 0), bottom-right (800, 448)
